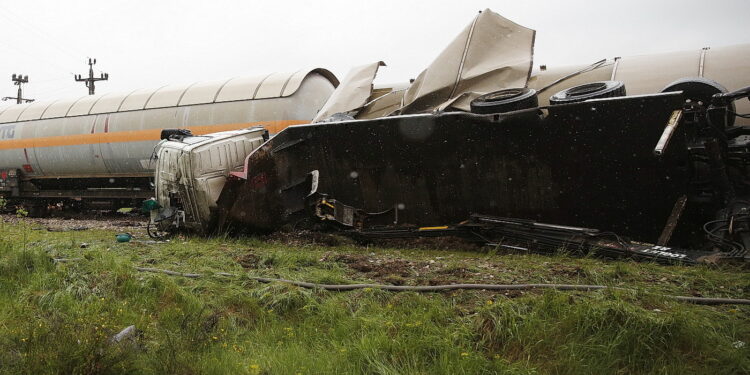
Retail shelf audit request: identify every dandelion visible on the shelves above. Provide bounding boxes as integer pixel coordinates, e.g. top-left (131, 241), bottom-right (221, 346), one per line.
top-left (486, 300), bottom-right (493, 305)
top-left (461, 352), bottom-right (469, 357)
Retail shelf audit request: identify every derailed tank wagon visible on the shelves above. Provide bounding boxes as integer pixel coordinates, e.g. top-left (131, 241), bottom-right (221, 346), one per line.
top-left (0, 69), bottom-right (338, 214)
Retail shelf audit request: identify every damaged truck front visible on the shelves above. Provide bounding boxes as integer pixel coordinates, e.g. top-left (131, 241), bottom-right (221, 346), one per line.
top-left (146, 127), bottom-right (268, 236)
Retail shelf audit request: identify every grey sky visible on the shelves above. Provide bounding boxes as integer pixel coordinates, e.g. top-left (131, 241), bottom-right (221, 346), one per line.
top-left (1, 0), bottom-right (748, 106)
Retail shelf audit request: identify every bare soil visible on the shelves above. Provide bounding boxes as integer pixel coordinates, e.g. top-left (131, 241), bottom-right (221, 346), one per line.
top-left (2, 213), bottom-right (148, 233)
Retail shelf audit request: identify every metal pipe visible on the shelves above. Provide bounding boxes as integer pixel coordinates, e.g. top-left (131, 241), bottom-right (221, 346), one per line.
top-left (654, 110), bottom-right (683, 156)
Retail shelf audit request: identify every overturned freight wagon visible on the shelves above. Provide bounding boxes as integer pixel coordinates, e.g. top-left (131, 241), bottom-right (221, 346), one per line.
top-left (0, 68), bottom-right (337, 215)
top-left (210, 10), bottom-right (750, 261)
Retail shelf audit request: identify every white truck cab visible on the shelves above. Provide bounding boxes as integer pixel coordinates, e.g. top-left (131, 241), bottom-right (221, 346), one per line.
top-left (150, 127), bottom-right (268, 234)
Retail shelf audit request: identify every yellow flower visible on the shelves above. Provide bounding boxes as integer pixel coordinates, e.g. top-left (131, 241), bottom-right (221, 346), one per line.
top-left (486, 300), bottom-right (493, 305)
top-left (461, 352), bottom-right (469, 357)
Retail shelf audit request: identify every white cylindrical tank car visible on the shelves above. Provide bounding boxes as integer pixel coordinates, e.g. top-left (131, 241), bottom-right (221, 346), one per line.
top-left (0, 68), bottom-right (337, 212)
top-left (527, 44), bottom-right (750, 122)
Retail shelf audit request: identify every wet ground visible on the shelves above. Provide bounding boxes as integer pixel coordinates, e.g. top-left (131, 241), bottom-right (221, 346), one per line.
top-left (1, 212), bottom-right (147, 233)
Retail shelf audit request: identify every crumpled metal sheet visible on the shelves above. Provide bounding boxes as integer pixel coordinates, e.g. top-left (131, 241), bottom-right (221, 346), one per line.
top-left (398, 9), bottom-right (535, 114)
top-left (313, 61), bottom-right (385, 122)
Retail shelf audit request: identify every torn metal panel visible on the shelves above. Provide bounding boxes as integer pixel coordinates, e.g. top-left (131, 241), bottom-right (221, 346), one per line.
top-left (217, 92), bottom-right (688, 244)
top-left (356, 85), bottom-right (408, 120)
top-left (399, 9), bottom-right (535, 114)
top-left (313, 61), bottom-right (385, 122)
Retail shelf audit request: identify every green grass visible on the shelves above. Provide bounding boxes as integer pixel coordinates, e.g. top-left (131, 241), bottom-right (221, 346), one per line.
top-left (0, 219), bottom-right (748, 374)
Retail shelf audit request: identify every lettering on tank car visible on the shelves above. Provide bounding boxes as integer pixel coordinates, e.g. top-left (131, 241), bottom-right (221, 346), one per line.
top-left (0, 125), bottom-right (16, 139)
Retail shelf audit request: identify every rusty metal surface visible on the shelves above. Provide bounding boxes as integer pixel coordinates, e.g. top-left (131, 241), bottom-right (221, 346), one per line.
top-left (657, 195), bottom-right (688, 246)
top-left (217, 92), bottom-right (687, 243)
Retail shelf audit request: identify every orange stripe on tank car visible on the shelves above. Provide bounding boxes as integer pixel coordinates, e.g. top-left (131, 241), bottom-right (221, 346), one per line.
top-left (0, 120), bottom-right (306, 150)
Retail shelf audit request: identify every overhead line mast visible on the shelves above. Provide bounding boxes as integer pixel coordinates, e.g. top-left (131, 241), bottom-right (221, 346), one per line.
top-left (74, 58), bottom-right (108, 95)
top-left (1, 74), bottom-right (34, 104)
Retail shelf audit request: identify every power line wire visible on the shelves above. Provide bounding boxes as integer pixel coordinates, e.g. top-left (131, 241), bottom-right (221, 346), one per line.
top-left (0, 5), bottom-right (87, 62)
top-left (0, 41), bottom-right (74, 76)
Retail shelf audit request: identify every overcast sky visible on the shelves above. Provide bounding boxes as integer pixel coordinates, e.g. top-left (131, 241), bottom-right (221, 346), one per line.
top-left (1, 0), bottom-right (748, 107)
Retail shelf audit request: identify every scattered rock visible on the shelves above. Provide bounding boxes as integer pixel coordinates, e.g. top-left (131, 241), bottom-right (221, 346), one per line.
top-left (110, 325), bottom-right (137, 344)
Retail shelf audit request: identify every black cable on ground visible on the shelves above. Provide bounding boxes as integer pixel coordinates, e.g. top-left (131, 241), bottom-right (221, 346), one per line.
top-left (131, 266), bottom-right (750, 306)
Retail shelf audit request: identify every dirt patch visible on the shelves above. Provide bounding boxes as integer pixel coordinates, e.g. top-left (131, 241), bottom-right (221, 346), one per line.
top-left (369, 236), bottom-right (481, 251)
top-left (265, 230), bottom-right (356, 247)
top-left (326, 253), bottom-right (439, 282)
top-left (547, 264), bottom-right (587, 278)
top-left (436, 266), bottom-right (476, 278)
top-left (4, 213), bottom-right (148, 233)
top-left (235, 251), bottom-right (261, 269)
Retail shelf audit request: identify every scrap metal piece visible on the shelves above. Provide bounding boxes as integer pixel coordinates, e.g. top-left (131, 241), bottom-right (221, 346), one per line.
top-left (314, 197), bottom-right (357, 227)
top-left (350, 213), bottom-right (721, 265)
top-left (654, 110), bottom-right (683, 156)
top-left (657, 195), bottom-right (688, 246)
top-left (313, 61), bottom-right (386, 122)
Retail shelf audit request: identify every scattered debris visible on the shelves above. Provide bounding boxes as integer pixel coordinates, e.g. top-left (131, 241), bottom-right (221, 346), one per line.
top-left (47, 226), bottom-right (89, 232)
top-left (109, 325), bottom-right (142, 350)
top-left (53, 258), bottom-right (82, 263)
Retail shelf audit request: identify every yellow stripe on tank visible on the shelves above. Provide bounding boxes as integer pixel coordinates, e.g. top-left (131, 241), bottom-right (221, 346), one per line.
top-left (0, 120), bottom-right (305, 150)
